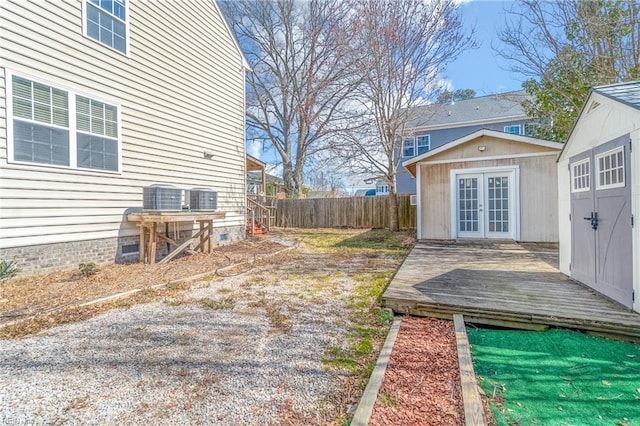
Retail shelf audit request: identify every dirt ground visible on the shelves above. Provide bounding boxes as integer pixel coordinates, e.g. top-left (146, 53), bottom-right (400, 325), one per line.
top-left (0, 229), bottom-right (413, 425)
top-left (0, 238), bottom-right (287, 325)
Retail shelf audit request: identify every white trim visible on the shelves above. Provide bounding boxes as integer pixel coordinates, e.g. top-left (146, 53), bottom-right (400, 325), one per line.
top-left (82, 0), bottom-right (130, 57)
top-left (570, 158), bottom-right (591, 193)
top-left (402, 137), bottom-right (415, 158)
top-left (4, 69), bottom-right (123, 174)
top-left (449, 165), bottom-right (520, 240)
top-left (416, 164), bottom-right (422, 239)
top-left (504, 124), bottom-right (522, 135)
top-left (403, 128), bottom-right (563, 169)
top-left (419, 151), bottom-right (558, 166)
top-left (595, 146), bottom-right (625, 190)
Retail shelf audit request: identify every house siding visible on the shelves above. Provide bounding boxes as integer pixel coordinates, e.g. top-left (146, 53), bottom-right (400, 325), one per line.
top-left (419, 154), bottom-right (559, 242)
top-left (397, 119), bottom-right (533, 194)
top-left (0, 1), bottom-right (246, 270)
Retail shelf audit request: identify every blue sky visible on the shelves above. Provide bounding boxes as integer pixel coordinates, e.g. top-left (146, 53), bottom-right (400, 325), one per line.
top-left (444, 0), bottom-right (524, 95)
top-left (250, 0), bottom-right (527, 179)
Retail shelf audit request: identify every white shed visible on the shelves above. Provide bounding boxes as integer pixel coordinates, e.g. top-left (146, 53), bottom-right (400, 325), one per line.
top-left (558, 81), bottom-right (640, 312)
top-left (404, 129), bottom-right (563, 242)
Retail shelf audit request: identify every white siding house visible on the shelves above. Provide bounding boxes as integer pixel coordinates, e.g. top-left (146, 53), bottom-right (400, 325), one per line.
top-left (0, 0), bottom-right (248, 274)
top-left (558, 81), bottom-right (640, 312)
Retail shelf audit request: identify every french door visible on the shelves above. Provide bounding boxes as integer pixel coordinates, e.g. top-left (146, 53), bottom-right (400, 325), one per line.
top-left (456, 171), bottom-right (515, 239)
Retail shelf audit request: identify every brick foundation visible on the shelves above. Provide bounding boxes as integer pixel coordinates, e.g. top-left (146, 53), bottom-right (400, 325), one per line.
top-left (0, 225), bottom-right (245, 277)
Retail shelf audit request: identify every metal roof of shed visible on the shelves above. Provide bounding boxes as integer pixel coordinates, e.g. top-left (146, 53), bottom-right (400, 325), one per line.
top-left (593, 81), bottom-right (640, 111)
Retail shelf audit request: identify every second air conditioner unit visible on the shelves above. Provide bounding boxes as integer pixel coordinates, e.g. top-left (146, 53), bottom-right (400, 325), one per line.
top-left (190, 188), bottom-right (218, 211)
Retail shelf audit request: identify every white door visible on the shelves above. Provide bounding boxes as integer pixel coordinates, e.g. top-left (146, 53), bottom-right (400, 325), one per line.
top-left (457, 174), bottom-right (483, 238)
top-left (456, 172), bottom-right (515, 239)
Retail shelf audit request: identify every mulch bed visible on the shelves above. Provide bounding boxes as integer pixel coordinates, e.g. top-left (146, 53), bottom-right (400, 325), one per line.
top-left (369, 317), bottom-right (464, 426)
top-left (0, 238), bottom-right (286, 325)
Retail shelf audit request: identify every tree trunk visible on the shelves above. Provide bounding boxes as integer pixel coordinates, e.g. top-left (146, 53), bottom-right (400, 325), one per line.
top-left (282, 161), bottom-right (299, 198)
top-left (388, 190), bottom-right (399, 232)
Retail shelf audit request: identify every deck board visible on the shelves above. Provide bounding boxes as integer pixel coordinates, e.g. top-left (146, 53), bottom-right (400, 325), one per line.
top-left (383, 241), bottom-right (640, 341)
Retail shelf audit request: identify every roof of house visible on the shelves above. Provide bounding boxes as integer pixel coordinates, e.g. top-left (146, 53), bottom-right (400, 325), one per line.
top-left (592, 80), bottom-right (640, 111)
top-left (247, 170), bottom-right (284, 185)
top-left (405, 90), bottom-right (530, 131)
top-left (403, 128), bottom-right (563, 176)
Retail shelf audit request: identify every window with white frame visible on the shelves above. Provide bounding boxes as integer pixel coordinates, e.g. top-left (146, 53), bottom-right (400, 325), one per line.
top-left (8, 72), bottom-right (120, 172)
top-left (571, 158), bottom-right (590, 193)
top-left (402, 138), bottom-right (415, 157)
top-left (12, 76), bottom-right (71, 166)
top-left (596, 147), bottom-right (625, 189)
top-left (376, 184), bottom-right (389, 194)
top-left (76, 96), bottom-right (119, 171)
top-left (85, 0), bottom-right (127, 54)
top-left (416, 134), bottom-right (430, 155)
top-left (504, 125), bottom-right (522, 135)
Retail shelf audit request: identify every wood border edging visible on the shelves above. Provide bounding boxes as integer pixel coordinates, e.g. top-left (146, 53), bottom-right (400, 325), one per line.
top-left (351, 316), bottom-right (402, 426)
top-left (453, 314), bottom-right (487, 426)
top-left (0, 244), bottom-right (297, 329)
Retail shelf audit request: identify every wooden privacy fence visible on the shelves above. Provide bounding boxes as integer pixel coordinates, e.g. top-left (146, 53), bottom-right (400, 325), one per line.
top-left (275, 195), bottom-right (416, 229)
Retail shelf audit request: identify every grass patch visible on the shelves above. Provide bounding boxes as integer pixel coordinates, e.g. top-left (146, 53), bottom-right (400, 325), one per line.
top-left (335, 229), bottom-right (413, 251)
top-left (322, 270), bottom-right (398, 380)
top-left (379, 391), bottom-right (398, 408)
top-left (199, 296), bottom-right (235, 310)
top-left (468, 328), bottom-right (640, 426)
top-left (288, 228), bottom-right (414, 255)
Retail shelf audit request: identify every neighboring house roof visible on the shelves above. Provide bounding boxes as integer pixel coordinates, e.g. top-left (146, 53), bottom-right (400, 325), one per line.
top-left (592, 80), bottom-right (640, 111)
top-left (353, 189), bottom-right (376, 196)
top-left (247, 170), bottom-right (284, 186)
top-left (404, 90), bottom-right (530, 132)
top-left (403, 128), bottom-right (563, 176)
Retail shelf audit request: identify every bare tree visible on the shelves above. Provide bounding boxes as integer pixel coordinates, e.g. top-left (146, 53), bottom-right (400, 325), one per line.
top-left (498, 0), bottom-right (640, 141)
top-left (221, 0), bottom-right (362, 197)
top-left (337, 0), bottom-right (474, 231)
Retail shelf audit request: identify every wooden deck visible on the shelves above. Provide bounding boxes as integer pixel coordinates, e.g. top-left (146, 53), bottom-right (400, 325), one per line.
top-left (383, 241), bottom-right (640, 341)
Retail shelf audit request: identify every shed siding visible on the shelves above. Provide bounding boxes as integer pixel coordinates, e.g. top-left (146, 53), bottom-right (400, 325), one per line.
top-left (0, 0), bottom-right (246, 250)
top-left (419, 155), bottom-right (558, 242)
top-left (558, 91), bottom-right (640, 312)
top-left (425, 135), bottom-right (559, 162)
top-left (558, 93), bottom-right (640, 275)
top-left (396, 119), bottom-right (535, 194)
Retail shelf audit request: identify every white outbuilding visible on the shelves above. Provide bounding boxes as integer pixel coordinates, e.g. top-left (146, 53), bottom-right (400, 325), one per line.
top-left (557, 81), bottom-right (640, 312)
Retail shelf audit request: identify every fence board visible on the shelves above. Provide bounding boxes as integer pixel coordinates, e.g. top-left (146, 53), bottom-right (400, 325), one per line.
top-left (275, 195), bottom-right (416, 229)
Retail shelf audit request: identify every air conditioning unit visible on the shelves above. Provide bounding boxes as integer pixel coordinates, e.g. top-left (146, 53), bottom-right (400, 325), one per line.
top-left (190, 188), bottom-right (218, 211)
top-left (410, 194), bottom-right (417, 205)
top-left (143, 184), bottom-right (183, 211)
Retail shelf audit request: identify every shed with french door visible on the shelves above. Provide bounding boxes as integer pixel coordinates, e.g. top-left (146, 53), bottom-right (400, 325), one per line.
top-left (558, 81), bottom-right (640, 312)
top-left (403, 129), bottom-right (563, 243)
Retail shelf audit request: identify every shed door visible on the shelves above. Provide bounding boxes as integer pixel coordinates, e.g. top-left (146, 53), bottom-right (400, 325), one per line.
top-left (569, 135), bottom-right (633, 308)
top-left (456, 172), bottom-right (515, 239)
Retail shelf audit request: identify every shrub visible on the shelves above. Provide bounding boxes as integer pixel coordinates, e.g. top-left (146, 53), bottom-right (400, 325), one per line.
top-left (78, 262), bottom-right (99, 277)
top-left (0, 259), bottom-right (19, 282)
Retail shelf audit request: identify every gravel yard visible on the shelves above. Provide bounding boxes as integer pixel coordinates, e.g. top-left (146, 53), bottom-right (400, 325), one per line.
top-left (0, 229), bottom-right (413, 425)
